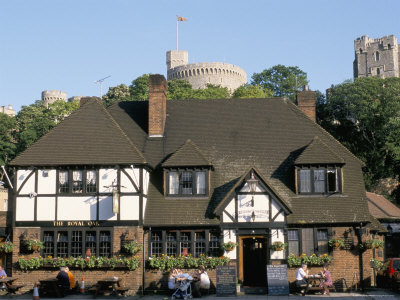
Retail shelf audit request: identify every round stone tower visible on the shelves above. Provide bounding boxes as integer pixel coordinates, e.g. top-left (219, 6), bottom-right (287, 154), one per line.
top-left (166, 50), bottom-right (247, 92)
top-left (41, 90), bottom-right (67, 107)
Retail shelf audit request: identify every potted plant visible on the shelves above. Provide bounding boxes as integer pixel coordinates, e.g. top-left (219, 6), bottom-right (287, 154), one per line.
top-left (270, 241), bottom-right (287, 251)
top-left (0, 241), bottom-right (14, 253)
top-left (122, 241), bottom-right (142, 255)
top-left (328, 238), bottom-right (345, 249)
top-left (222, 241), bottom-right (238, 252)
top-left (370, 258), bottom-right (384, 270)
top-left (362, 239), bottom-right (373, 250)
top-left (26, 240), bottom-right (45, 252)
top-left (371, 239), bottom-right (384, 249)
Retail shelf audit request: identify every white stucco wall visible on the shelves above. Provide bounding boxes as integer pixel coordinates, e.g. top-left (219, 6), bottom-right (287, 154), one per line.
top-left (121, 168), bottom-right (140, 193)
top-left (223, 229), bottom-right (237, 259)
top-left (120, 196), bottom-right (139, 220)
top-left (270, 228), bottom-right (285, 259)
top-left (99, 169), bottom-right (118, 193)
top-left (16, 197), bottom-right (35, 220)
top-left (37, 197), bottom-right (56, 220)
top-left (58, 196), bottom-right (97, 220)
top-left (37, 170), bottom-right (56, 194)
top-left (99, 196), bottom-right (117, 220)
top-left (17, 170), bottom-right (35, 195)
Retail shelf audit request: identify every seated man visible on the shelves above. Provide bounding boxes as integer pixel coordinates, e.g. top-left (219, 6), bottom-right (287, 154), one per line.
top-left (65, 267), bottom-right (75, 290)
top-left (296, 264), bottom-right (309, 293)
top-left (56, 267), bottom-right (70, 295)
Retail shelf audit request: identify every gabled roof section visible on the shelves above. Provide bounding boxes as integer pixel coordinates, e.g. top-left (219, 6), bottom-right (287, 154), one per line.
top-left (367, 192), bottom-right (400, 220)
top-left (214, 166), bottom-right (291, 215)
top-left (162, 139), bottom-right (211, 167)
top-left (10, 99), bottom-right (146, 166)
top-left (295, 136), bottom-right (344, 165)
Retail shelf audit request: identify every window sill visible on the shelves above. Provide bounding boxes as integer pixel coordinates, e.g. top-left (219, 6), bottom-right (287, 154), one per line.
top-left (166, 196), bottom-right (209, 200)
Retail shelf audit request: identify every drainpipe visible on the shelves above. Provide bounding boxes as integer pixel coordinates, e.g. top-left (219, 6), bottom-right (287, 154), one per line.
top-left (142, 228), bottom-right (146, 296)
top-left (356, 223), bottom-right (364, 291)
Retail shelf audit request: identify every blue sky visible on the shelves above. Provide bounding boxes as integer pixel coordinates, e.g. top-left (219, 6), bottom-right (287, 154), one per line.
top-left (1, 0), bottom-right (400, 111)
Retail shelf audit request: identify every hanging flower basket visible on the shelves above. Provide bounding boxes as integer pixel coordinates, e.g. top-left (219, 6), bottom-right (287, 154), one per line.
top-left (270, 241), bottom-right (287, 251)
top-left (222, 242), bottom-right (238, 252)
top-left (0, 241), bottom-right (14, 253)
top-left (25, 240), bottom-right (45, 252)
top-left (328, 238), bottom-right (345, 249)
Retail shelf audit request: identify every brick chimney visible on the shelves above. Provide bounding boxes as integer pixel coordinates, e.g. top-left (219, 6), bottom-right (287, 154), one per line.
top-left (296, 85), bottom-right (316, 122)
top-left (148, 75), bottom-right (167, 137)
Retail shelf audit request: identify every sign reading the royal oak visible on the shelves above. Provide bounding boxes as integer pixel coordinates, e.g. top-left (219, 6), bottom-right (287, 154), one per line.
top-left (53, 221), bottom-right (100, 227)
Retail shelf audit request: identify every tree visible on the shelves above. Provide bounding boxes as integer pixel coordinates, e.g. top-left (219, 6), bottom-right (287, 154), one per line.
top-left (102, 84), bottom-right (132, 107)
top-left (167, 79), bottom-right (193, 100)
top-left (251, 64), bottom-right (308, 100)
top-left (0, 114), bottom-right (16, 171)
top-left (15, 100), bottom-right (79, 154)
top-left (129, 74), bottom-right (151, 101)
top-left (232, 84), bottom-right (273, 98)
top-left (317, 77), bottom-right (400, 196)
top-left (191, 84), bottom-right (230, 99)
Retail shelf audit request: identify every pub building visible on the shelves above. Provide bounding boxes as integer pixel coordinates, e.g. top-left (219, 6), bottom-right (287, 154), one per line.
top-left (8, 75), bottom-right (384, 294)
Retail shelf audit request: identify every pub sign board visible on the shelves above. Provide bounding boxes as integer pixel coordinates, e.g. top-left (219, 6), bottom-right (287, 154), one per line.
top-left (216, 265), bottom-right (236, 297)
top-left (266, 264), bottom-right (289, 295)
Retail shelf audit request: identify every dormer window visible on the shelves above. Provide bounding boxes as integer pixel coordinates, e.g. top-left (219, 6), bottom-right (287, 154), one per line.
top-left (297, 166), bottom-right (341, 195)
top-left (166, 169), bottom-right (208, 197)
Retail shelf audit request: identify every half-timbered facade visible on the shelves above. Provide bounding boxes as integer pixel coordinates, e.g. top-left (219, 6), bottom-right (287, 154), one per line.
top-left (7, 75), bottom-right (384, 294)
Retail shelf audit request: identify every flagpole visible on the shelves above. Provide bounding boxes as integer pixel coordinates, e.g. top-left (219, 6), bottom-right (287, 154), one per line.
top-left (176, 17), bottom-right (179, 50)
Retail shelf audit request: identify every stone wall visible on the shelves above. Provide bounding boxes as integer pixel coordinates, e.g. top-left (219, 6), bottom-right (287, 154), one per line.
top-left (41, 90), bottom-right (67, 107)
top-left (354, 35), bottom-right (400, 78)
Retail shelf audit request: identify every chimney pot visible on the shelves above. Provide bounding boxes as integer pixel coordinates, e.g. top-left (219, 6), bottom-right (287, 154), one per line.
top-left (148, 75), bottom-right (167, 137)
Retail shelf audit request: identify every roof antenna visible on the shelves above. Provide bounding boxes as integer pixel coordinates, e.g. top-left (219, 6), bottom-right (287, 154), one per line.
top-left (94, 75), bottom-right (111, 98)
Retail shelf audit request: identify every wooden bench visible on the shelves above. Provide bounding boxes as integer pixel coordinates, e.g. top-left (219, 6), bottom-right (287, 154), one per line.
top-left (7, 284), bottom-right (24, 294)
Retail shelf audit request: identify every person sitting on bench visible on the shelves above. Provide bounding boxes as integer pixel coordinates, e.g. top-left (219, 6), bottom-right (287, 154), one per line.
top-left (296, 264), bottom-right (309, 293)
top-left (319, 264), bottom-right (333, 295)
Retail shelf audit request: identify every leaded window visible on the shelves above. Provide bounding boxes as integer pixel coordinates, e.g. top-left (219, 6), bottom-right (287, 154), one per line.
top-left (288, 230), bottom-right (299, 257)
top-left (194, 232), bottom-right (206, 256)
top-left (43, 231), bottom-right (54, 257)
top-left (99, 231), bottom-right (111, 257)
top-left (166, 232), bottom-right (177, 256)
top-left (166, 169), bottom-right (209, 197)
top-left (72, 171), bottom-right (83, 193)
top-left (180, 232), bottom-right (191, 255)
top-left (86, 231), bottom-right (97, 256)
top-left (59, 171), bottom-right (69, 193)
top-left (208, 231), bottom-right (220, 256)
top-left (57, 231), bottom-right (68, 258)
top-left (297, 166), bottom-right (342, 195)
top-left (317, 229), bottom-right (329, 254)
top-left (86, 170), bottom-right (97, 193)
top-left (150, 231), bottom-right (163, 256)
top-left (71, 231), bottom-right (82, 257)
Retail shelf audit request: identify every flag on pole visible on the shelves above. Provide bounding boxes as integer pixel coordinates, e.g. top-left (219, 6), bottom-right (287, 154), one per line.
top-left (177, 16), bottom-right (187, 21)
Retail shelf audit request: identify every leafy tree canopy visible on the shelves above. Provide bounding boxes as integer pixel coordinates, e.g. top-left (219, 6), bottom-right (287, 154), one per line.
top-left (317, 77), bottom-right (400, 197)
top-left (0, 113), bottom-right (16, 169)
top-left (232, 84), bottom-right (273, 98)
top-left (251, 64), bottom-right (308, 100)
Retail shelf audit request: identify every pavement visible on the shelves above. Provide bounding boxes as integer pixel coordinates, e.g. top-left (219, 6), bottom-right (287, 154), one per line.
top-left (0, 289), bottom-right (399, 300)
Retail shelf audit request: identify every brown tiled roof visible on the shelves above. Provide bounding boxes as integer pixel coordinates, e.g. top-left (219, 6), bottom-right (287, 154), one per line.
top-left (10, 99), bottom-right (146, 166)
top-left (108, 98), bottom-right (372, 226)
top-left (367, 192), bottom-right (400, 220)
top-left (295, 136), bottom-right (344, 164)
top-left (162, 139), bottom-right (211, 167)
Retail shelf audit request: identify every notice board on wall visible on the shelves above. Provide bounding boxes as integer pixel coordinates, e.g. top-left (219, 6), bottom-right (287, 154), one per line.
top-left (266, 264), bottom-right (289, 295)
top-left (216, 265), bottom-right (237, 297)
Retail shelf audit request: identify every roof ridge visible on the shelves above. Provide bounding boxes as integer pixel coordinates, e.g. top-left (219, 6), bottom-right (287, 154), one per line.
top-left (96, 101), bottom-right (147, 163)
top-left (286, 99), bottom-right (365, 166)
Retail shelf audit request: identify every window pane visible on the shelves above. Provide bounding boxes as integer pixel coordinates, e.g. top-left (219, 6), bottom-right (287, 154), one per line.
top-left (314, 169), bottom-right (325, 193)
top-left (72, 171), bottom-right (83, 193)
top-left (169, 172), bottom-right (179, 195)
top-left (180, 232), bottom-right (191, 255)
top-left (85, 231), bottom-right (96, 256)
top-left (59, 171), bottom-right (69, 193)
top-left (57, 231), bottom-right (68, 258)
top-left (151, 231), bottom-right (162, 256)
top-left (194, 232), bottom-right (205, 257)
top-left (288, 230), bottom-right (299, 257)
top-left (299, 170), bottom-right (311, 193)
top-left (43, 231), bottom-right (54, 257)
top-left (195, 171), bottom-right (206, 195)
top-left (301, 228), bottom-right (314, 256)
top-left (209, 231), bottom-right (220, 256)
top-left (317, 229), bottom-right (329, 254)
top-left (86, 170), bottom-right (97, 193)
top-left (99, 231), bottom-right (111, 257)
top-left (327, 169), bottom-right (338, 193)
top-left (71, 231), bottom-right (82, 257)
top-left (181, 172), bottom-right (193, 195)
top-left (166, 232), bottom-right (177, 256)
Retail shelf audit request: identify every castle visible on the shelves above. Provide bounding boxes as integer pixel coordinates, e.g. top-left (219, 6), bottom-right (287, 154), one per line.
top-left (354, 35), bottom-right (400, 78)
top-left (166, 50), bottom-right (247, 91)
top-left (41, 90), bottom-right (83, 107)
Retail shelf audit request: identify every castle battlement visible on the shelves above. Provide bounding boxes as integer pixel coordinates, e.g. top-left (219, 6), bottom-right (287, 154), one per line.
top-left (166, 50), bottom-right (247, 91)
top-left (354, 35), bottom-right (400, 78)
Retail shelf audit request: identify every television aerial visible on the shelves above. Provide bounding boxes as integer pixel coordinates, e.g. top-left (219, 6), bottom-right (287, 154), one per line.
top-left (94, 75), bottom-right (111, 98)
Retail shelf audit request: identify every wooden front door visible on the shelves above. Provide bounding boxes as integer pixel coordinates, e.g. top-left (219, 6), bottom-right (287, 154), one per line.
top-left (239, 236), bottom-right (268, 287)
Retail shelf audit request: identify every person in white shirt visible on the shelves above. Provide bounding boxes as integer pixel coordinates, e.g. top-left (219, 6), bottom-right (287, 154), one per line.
top-left (296, 264), bottom-right (309, 288)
